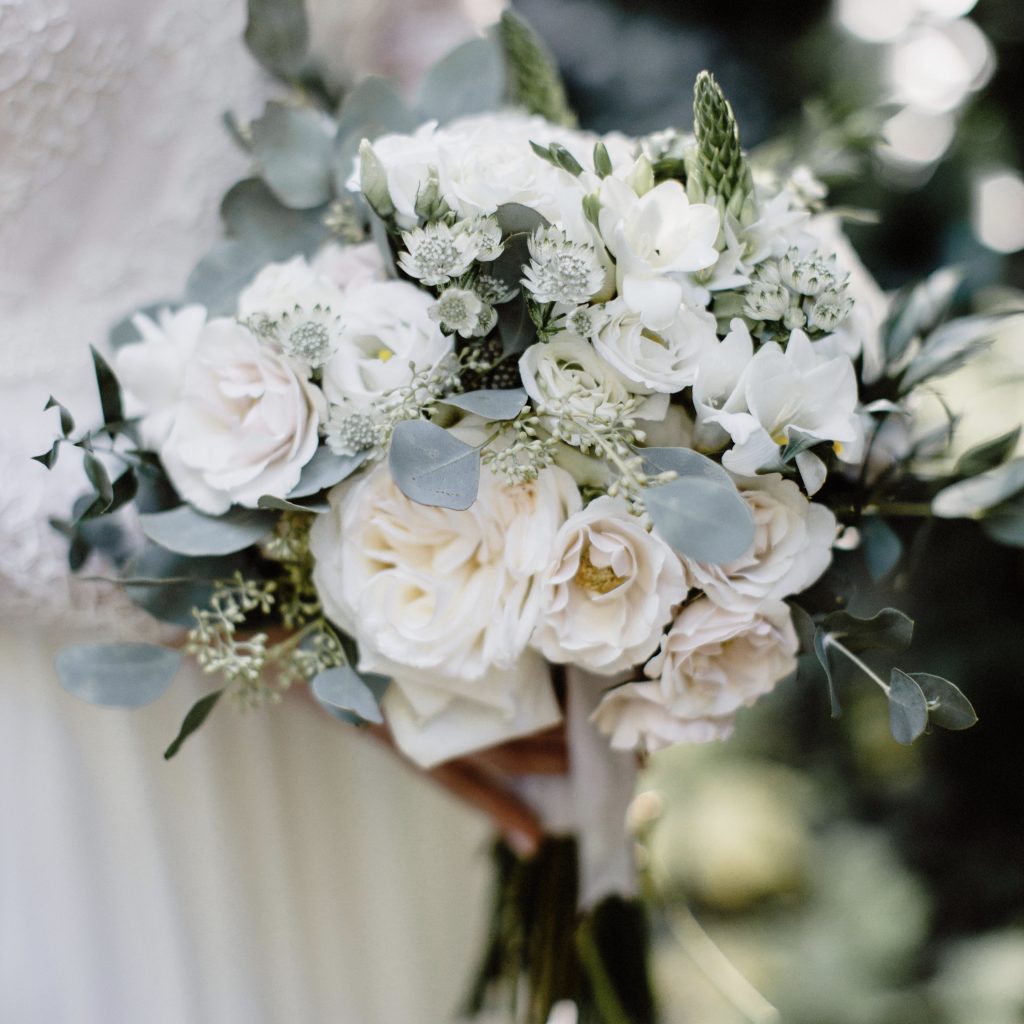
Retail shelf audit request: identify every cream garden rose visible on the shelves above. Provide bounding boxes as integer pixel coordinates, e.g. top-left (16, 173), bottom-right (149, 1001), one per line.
top-left (158, 318), bottom-right (323, 515)
top-left (237, 254), bottom-right (346, 321)
top-left (310, 457), bottom-right (580, 765)
top-left (319, 280), bottom-right (453, 409)
top-left (682, 473), bottom-right (836, 611)
top-left (530, 495), bottom-right (687, 674)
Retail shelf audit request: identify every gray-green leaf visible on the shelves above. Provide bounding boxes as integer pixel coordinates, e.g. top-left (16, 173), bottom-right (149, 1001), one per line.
top-left (954, 427), bottom-right (1021, 478)
top-left (933, 457), bottom-right (1024, 519)
top-left (250, 101), bottom-right (334, 209)
top-left (910, 672), bottom-right (978, 730)
top-left (56, 643), bottom-right (182, 708)
top-left (442, 388), bottom-right (528, 421)
top-left (312, 666), bottom-right (384, 724)
top-left (288, 447), bottom-right (367, 498)
top-left (389, 419), bottom-right (480, 511)
top-left (888, 668), bottom-right (929, 744)
top-left (139, 505), bottom-right (275, 556)
top-left (415, 37), bottom-right (505, 125)
top-left (244, 0), bottom-right (309, 79)
top-left (819, 607), bottom-right (914, 654)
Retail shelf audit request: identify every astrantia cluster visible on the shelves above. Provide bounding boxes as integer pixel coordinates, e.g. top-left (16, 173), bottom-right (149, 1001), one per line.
top-left (50, 52), bottom-right (989, 777)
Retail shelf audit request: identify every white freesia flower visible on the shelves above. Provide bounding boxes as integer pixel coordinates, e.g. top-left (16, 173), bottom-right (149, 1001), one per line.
top-left (519, 334), bottom-right (668, 440)
top-left (159, 319), bottom-right (323, 514)
top-left (597, 176), bottom-right (720, 329)
top-left (681, 473), bottom-right (836, 611)
top-left (309, 457), bottom-right (580, 766)
top-left (237, 255), bottom-right (345, 322)
top-left (594, 298), bottom-right (718, 393)
top-left (531, 495), bottom-right (688, 674)
top-left (593, 681), bottom-right (735, 753)
top-left (320, 281), bottom-right (453, 409)
top-left (116, 304), bottom-right (206, 448)
top-left (694, 321), bottom-right (864, 494)
top-left (596, 598), bottom-right (797, 751)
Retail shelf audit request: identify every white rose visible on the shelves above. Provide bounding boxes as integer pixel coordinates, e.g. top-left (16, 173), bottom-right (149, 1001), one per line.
top-left (593, 680), bottom-right (735, 753)
top-left (355, 122), bottom-right (444, 228)
top-left (644, 598), bottom-right (798, 734)
top-left (310, 458), bottom-right (581, 765)
top-left (159, 319), bottom-right (323, 514)
top-left (115, 304), bottom-right (206, 448)
top-left (682, 473), bottom-right (836, 611)
top-left (598, 176), bottom-right (720, 329)
top-left (310, 241), bottom-right (387, 292)
top-left (594, 298), bottom-right (718, 393)
top-left (238, 255), bottom-right (346, 320)
top-left (531, 495), bottom-right (688, 674)
top-left (320, 280), bottom-right (454, 409)
top-left (519, 334), bottom-right (668, 441)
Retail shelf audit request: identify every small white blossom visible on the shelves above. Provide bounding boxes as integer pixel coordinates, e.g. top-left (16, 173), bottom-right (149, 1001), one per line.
top-left (430, 287), bottom-right (488, 338)
top-left (324, 403), bottom-right (383, 456)
top-left (806, 287), bottom-right (854, 332)
top-left (778, 248), bottom-right (838, 297)
top-left (474, 274), bottom-right (518, 305)
top-left (522, 227), bottom-right (606, 305)
top-left (397, 222), bottom-right (477, 286)
top-left (743, 280), bottom-right (789, 321)
top-left (459, 215), bottom-right (503, 261)
top-left (555, 304), bottom-right (610, 339)
top-left (276, 305), bottom-right (342, 368)
top-left (783, 304), bottom-right (807, 330)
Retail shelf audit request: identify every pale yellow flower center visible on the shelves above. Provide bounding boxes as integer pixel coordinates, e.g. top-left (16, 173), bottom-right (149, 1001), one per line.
top-left (575, 545), bottom-right (627, 594)
top-left (377, 347), bottom-right (394, 362)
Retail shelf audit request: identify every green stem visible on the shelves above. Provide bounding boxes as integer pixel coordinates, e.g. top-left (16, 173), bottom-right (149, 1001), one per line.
top-left (864, 501), bottom-right (934, 518)
top-left (823, 636), bottom-right (891, 696)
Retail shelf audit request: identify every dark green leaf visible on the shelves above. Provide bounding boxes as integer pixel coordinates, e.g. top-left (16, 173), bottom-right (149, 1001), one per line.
top-left (389, 419), bottom-right (480, 510)
top-left (494, 202), bottom-right (550, 237)
top-left (311, 666), bottom-right (384, 724)
top-left (256, 494), bottom-right (328, 514)
top-left (45, 395), bottom-right (75, 436)
top-left (83, 452), bottom-right (114, 511)
top-left (819, 607), bottom-right (914, 654)
top-left (593, 141), bottom-right (613, 178)
top-left (56, 643), bottom-right (182, 708)
top-left (250, 101), bottom-right (334, 209)
top-left (139, 505), bottom-right (275, 556)
top-left (496, 298), bottom-right (535, 358)
top-left (547, 142), bottom-right (584, 177)
top-left (288, 447), bottom-right (367, 498)
top-left (164, 689), bottom-right (225, 759)
top-left (888, 668), bottom-right (929, 744)
top-left (910, 672), bottom-right (978, 730)
top-left (954, 427), bottom-right (1021, 477)
top-left (77, 468), bottom-right (138, 522)
top-left (244, 0), bottom-right (309, 79)
top-left (90, 345), bottom-right (124, 431)
top-left (495, 9), bottom-right (575, 127)
top-left (415, 37), bottom-right (505, 125)
top-left (442, 388), bottom-right (528, 421)
top-left (32, 439), bottom-right (62, 469)
top-left (861, 517), bottom-right (902, 581)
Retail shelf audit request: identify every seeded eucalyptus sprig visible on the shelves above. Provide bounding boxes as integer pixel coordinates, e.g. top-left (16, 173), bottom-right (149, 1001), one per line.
top-left (688, 71), bottom-right (757, 226)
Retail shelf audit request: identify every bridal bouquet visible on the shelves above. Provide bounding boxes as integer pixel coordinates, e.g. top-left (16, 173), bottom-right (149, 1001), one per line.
top-left (39, 5), bottom-right (1021, 1021)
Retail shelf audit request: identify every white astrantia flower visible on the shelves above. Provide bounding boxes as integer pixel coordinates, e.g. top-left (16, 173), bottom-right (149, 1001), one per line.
top-left (158, 319), bottom-right (323, 515)
top-left (593, 681), bottom-right (736, 753)
top-left (275, 304), bottom-right (342, 368)
top-left (598, 598), bottom-right (798, 751)
top-left (530, 495), bottom-right (688, 674)
top-left (320, 281), bottom-right (453, 409)
top-left (806, 287), bottom-right (854, 333)
top-left (116, 304), bottom-right (206, 449)
top-left (429, 287), bottom-right (487, 338)
top-left (593, 298), bottom-right (718, 393)
top-left (397, 221), bottom-right (478, 287)
top-left (597, 175), bottom-right (720, 329)
top-left (680, 473), bottom-right (836, 612)
top-left (460, 215), bottom-right (503, 261)
top-left (778, 247), bottom-right (840, 297)
top-left (522, 227), bottom-right (606, 305)
top-left (519, 334), bottom-right (668, 440)
top-left (237, 255), bottom-right (345, 322)
top-left (554, 303), bottom-right (611, 339)
top-left (309, 452), bottom-right (580, 765)
top-left (743, 279), bottom-right (790, 322)
top-left (323, 401), bottom-right (383, 457)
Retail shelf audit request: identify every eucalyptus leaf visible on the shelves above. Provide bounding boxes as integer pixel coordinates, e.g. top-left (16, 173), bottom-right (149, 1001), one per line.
top-left (442, 388), bottom-right (528, 421)
top-left (256, 495), bottom-right (328, 514)
top-left (496, 298), bottom-right (535, 358)
top-left (980, 496), bottom-right (1024, 548)
top-left (883, 267), bottom-right (961, 363)
top-left (250, 101), bottom-right (334, 209)
top-left (77, 468), bottom-right (138, 522)
top-left (954, 427), bottom-right (1022, 478)
top-left (899, 315), bottom-right (997, 392)
top-left (818, 607), bottom-right (914, 654)
top-left (164, 689), bottom-right (225, 760)
top-left (45, 394), bottom-right (75, 436)
top-left (244, 0), bottom-right (309, 79)
top-left (83, 452), bottom-right (114, 511)
top-left (56, 643), bottom-right (182, 708)
top-left (90, 345), bottom-right (124, 432)
top-left (932, 457), bottom-right (1024, 519)
top-left (494, 203), bottom-right (550, 236)
top-left (288, 447), bottom-right (367, 498)
top-left (335, 75), bottom-right (417, 144)
top-left (311, 666), bottom-right (384, 724)
top-left (861, 517), bottom-right (902, 581)
top-left (139, 505), bottom-right (275, 556)
top-left (415, 37), bottom-right (505, 125)
top-left (888, 668), bottom-right (929, 745)
top-left (812, 628), bottom-right (844, 718)
top-left (910, 672), bottom-right (978, 730)
top-left (389, 419), bottom-right (480, 511)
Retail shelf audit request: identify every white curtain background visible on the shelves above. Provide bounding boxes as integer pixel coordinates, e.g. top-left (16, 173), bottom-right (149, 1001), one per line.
top-left (0, 0), bottom-right (496, 1020)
